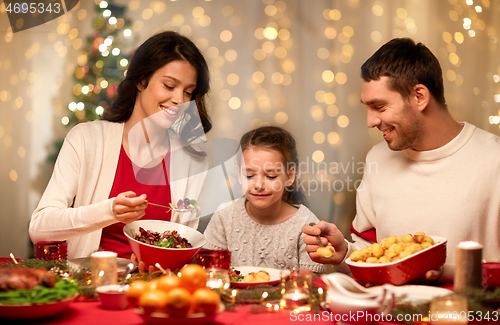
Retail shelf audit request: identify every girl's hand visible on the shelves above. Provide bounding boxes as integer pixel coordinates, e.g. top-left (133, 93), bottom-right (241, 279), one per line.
top-left (112, 191), bottom-right (148, 224)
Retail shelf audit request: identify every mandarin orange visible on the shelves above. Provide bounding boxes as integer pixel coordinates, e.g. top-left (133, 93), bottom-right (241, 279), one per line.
top-left (178, 264), bottom-right (207, 293)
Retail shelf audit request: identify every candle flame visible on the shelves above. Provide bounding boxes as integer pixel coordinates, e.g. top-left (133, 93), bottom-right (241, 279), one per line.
top-left (9, 253), bottom-right (18, 264)
top-left (457, 241), bottom-right (483, 249)
top-left (155, 263), bottom-right (168, 274)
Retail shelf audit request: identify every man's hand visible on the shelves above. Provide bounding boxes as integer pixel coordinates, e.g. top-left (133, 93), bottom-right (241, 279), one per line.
top-left (302, 221), bottom-right (348, 264)
top-left (113, 191), bottom-right (147, 224)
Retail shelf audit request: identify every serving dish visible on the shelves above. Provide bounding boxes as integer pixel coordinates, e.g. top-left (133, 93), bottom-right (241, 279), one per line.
top-left (230, 266), bottom-right (280, 288)
top-left (345, 236), bottom-right (447, 285)
top-left (123, 220), bottom-right (205, 271)
top-left (367, 285), bottom-right (452, 305)
top-left (135, 303), bottom-right (224, 325)
top-left (0, 295), bottom-right (76, 320)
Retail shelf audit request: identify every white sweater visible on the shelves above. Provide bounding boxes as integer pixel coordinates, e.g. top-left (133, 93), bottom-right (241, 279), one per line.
top-left (204, 198), bottom-right (326, 273)
top-left (345, 123), bottom-right (500, 281)
top-left (30, 120), bottom-right (208, 259)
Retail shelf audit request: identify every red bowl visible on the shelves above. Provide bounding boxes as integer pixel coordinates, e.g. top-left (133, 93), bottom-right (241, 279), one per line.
top-left (123, 220), bottom-right (205, 271)
top-left (345, 236), bottom-right (447, 285)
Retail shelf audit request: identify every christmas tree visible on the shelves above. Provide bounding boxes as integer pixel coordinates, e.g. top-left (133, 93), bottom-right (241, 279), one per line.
top-left (49, 0), bottom-right (135, 162)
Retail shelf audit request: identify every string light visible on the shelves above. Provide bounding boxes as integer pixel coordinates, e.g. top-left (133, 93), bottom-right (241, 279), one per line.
top-left (1, 1), bottom-right (499, 220)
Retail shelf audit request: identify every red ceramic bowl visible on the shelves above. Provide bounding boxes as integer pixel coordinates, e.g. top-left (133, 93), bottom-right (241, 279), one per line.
top-left (345, 236), bottom-right (447, 285)
top-left (123, 220), bottom-right (205, 271)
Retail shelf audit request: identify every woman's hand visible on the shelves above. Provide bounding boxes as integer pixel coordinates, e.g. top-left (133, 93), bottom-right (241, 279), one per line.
top-left (112, 191), bottom-right (148, 224)
top-left (130, 253), bottom-right (157, 274)
top-left (302, 220), bottom-right (348, 265)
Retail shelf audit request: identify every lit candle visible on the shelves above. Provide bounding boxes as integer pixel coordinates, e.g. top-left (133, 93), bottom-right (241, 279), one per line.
top-left (280, 290), bottom-right (310, 311)
top-left (205, 269), bottom-right (230, 290)
top-left (91, 251), bottom-right (117, 287)
top-left (455, 241), bottom-right (483, 291)
top-left (430, 294), bottom-right (468, 325)
top-left (231, 289), bottom-right (237, 305)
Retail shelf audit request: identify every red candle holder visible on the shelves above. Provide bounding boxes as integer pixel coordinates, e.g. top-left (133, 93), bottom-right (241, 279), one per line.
top-left (34, 241), bottom-right (68, 260)
top-left (196, 249), bottom-right (231, 270)
top-left (483, 262), bottom-right (500, 289)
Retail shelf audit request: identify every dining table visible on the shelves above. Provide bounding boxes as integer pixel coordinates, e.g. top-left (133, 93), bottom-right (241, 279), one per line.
top-left (0, 258), bottom-right (497, 325)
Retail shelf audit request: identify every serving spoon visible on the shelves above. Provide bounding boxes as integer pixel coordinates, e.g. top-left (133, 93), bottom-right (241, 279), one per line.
top-left (119, 263), bottom-right (134, 292)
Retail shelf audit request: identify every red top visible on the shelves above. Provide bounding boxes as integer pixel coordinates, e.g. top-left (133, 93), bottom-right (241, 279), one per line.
top-left (100, 146), bottom-right (172, 258)
top-left (350, 224), bottom-right (377, 243)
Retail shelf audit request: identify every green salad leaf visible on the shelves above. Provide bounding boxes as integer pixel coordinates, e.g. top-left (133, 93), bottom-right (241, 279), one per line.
top-left (0, 277), bottom-right (81, 305)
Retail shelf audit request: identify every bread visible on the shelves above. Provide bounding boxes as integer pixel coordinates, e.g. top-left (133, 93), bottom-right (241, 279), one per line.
top-left (243, 270), bottom-right (271, 283)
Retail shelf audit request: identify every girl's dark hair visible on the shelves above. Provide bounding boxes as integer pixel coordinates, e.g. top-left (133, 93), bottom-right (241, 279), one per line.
top-left (102, 31), bottom-right (212, 156)
top-left (361, 38), bottom-right (446, 108)
top-left (240, 126), bottom-right (307, 206)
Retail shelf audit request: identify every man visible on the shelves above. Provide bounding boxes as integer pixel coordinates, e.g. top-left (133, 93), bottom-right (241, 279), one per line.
top-left (303, 38), bottom-right (500, 281)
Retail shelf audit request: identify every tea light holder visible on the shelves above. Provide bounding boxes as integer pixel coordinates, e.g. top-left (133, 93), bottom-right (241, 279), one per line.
top-left (205, 268), bottom-right (230, 292)
top-left (91, 251), bottom-right (118, 287)
top-left (279, 268), bottom-right (312, 312)
top-left (455, 241), bottom-right (483, 291)
top-left (429, 294), bottom-right (468, 325)
top-left (482, 262), bottom-right (500, 289)
top-left (196, 249), bottom-right (231, 293)
top-left (196, 249), bottom-right (231, 270)
top-left (34, 241), bottom-right (67, 260)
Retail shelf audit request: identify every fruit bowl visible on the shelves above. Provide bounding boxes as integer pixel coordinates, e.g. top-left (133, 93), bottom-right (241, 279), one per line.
top-left (345, 236), bottom-right (447, 285)
top-left (134, 304), bottom-right (224, 325)
top-left (123, 220), bottom-right (205, 271)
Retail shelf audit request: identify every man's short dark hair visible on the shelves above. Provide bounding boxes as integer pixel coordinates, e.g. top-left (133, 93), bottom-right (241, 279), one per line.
top-left (361, 38), bottom-right (446, 107)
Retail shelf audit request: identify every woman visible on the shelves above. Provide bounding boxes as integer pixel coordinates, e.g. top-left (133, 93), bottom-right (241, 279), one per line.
top-left (29, 31), bottom-right (212, 263)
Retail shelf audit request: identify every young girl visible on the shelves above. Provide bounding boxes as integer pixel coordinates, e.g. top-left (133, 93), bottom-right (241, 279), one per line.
top-left (203, 126), bottom-right (325, 273)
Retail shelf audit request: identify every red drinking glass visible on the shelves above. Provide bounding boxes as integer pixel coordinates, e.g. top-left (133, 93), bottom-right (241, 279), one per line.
top-left (34, 241), bottom-right (68, 260)
top-left (196, 249), bottom-right (231, 270)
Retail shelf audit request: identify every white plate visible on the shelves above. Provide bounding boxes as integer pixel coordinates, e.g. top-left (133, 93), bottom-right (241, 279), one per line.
top-left (367, 285), bottom-right (452, 304)
top-left (67, 257), bottom-right (134, 274)
top-left (231, 266), bottom-right (281, 287)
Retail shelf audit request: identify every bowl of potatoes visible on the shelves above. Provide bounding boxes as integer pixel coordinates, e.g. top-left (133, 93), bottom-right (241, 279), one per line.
top-left (345, 232), bottom-right (447, 285)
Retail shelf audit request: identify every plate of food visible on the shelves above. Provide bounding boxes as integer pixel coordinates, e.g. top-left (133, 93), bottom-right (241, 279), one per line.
top-left (0, 267), bottom-right (80, 320)
top-left (230, 266), bottom-right (280, 288)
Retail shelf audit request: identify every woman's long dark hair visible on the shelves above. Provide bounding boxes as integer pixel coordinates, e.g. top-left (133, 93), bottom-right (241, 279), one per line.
top-left (239, 126), bottom-right (307, 206)
top-left (102, 31), bottom-right (212, 156)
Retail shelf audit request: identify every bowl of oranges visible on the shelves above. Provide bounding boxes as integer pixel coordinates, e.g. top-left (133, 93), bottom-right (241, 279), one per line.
top-left (124, 220), bottom-right (205, 272)
top-left (127, 264), bottom-right (223, 324)
top-left (345, 232), bottom-right (447, 285)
